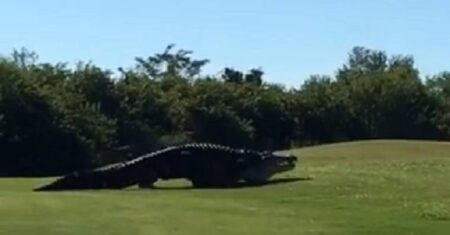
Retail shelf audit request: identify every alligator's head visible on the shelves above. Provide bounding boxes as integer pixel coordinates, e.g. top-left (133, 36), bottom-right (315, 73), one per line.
top-left (240, 151), bottom-right (298, 184)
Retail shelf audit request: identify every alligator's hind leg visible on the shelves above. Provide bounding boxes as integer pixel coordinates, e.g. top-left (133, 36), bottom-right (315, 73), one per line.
top-left (138, 171), bottom-right (158, 189)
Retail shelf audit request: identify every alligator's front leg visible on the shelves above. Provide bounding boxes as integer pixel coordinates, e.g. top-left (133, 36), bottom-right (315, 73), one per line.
top-left (138, 171), bottom-right (158, 189)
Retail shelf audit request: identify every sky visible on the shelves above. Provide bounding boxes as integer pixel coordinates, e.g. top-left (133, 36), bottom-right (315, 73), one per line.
top-left (1, 0), bottom-right (449, 87)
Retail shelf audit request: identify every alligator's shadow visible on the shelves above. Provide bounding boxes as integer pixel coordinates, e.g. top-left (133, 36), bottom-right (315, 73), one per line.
top-left (147, 177), bottom-right (313, 191)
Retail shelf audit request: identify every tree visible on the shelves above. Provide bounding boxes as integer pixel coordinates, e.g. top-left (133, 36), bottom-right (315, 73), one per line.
top-left (295, 75), bottom-right (351, 143)
top-left (426, 72), bottom-right (450, 138)
top-left (134, 44), bottom-right (209, 79)
top-left (337, 47), bottom-right (435, 139)
top-left (112, 73), bottom-right (170, 156)
top-left (221, 67), bottom-right (264, 86)
top-left (66, 62), bottom-right (119, 117)
top-left (221, 67), bottom-right (244, 83)
top-left (187, 79), bottom-right (255, 147)
top-left (0, 59), bottom-right (92, 175)
top-left (245, 68), bottom-right (264, 86)
top-left (337, 46), bottom-right (388, 82)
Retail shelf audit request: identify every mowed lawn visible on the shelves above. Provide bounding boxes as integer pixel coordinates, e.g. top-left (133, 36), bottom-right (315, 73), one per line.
top-left (1, 140), bottom-right (450, 235)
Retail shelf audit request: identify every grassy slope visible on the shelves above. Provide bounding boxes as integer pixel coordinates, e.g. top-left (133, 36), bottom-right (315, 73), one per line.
top-left (0, 140), bottom-right (449, 235)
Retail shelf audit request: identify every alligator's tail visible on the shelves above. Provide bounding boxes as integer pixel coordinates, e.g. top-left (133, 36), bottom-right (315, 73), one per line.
top-left (33, 164), bottom-right (148, 191)
top-left (33, 167), bottom-right (137, 191)
top-left (33, 170), bottom-right (95, 191)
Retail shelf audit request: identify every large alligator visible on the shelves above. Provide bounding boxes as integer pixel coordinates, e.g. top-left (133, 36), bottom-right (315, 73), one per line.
top-left (33, 143), bottom-right (297, 191)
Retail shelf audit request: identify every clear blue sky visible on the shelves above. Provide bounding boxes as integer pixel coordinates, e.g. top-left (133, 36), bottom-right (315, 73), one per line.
top-left (1, 0), bottom-right (449, 87)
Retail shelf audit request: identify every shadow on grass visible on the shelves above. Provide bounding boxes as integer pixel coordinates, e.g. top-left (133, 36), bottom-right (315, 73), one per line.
top-left (145, 177), bottom-right (313, 191)
top-left (33, 177), bottom-right (312, 192)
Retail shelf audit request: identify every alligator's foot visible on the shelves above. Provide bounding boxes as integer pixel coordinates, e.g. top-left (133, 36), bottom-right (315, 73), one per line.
top-left (137, 174), bottom-right (158, 189)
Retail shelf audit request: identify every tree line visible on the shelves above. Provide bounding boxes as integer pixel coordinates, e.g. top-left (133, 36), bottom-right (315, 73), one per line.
top-left (1, 45), bottom-right (449, 176)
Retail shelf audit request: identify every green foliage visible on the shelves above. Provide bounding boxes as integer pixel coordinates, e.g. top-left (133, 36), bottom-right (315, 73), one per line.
top-left (426, 72), bottom-right (450, 137)
top-left (112, 73), bottom-right (169, 156)
top-left (0, 45), bottom-right (449, 175)
top-left (0, 59), bottom-right (91, 175)
top-left (134, 44), bottom-right (209, 79)
top-left (337, 49), bottom-right (436, 139)
top-left (295, 75), bottom-right (350, 143)
top-left (187, 79), bottom-right (256, 147)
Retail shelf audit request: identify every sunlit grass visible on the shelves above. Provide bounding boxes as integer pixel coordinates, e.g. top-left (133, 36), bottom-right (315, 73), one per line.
top-left (1, 140), bottom-right (449, 234)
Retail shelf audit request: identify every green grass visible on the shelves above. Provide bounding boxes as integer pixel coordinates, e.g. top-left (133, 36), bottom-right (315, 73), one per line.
top-left (1, 140), bottom-right (450, 235)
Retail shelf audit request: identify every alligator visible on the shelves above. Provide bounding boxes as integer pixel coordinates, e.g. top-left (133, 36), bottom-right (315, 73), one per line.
top-left (33, 143), bottom-right (298, 191)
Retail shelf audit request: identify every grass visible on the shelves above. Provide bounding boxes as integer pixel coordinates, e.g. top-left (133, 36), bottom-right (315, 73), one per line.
top-left (1, 139), bottom-right (450, 234)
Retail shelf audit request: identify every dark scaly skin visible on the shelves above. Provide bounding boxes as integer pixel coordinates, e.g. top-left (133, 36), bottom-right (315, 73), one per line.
top-left (33, 143), bottom-right (297, 191)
